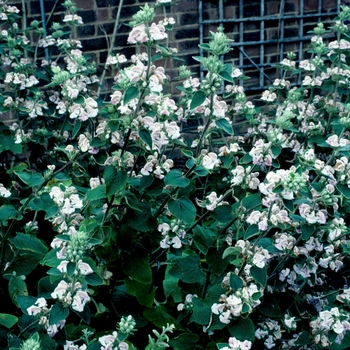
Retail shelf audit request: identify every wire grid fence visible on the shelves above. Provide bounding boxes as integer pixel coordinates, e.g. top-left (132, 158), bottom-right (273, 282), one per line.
top-left (199, 0), bottom-right (341, 91)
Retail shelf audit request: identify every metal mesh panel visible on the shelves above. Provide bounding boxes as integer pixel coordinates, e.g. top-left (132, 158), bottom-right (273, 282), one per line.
top-left (199, 0), bottom-right (341, 91)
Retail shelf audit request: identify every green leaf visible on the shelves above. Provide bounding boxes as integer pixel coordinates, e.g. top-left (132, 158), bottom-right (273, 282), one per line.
top-left (124, 278), bottom-right (155, 308)
top-left (216, 119), bottom-right (233, 135)
top-left (10, 233), bottom-right (48, 256)
top-left (193, 166), bottom-right (208, 177)
top-left (7, 252), bottom-right (43, 276)
top-left (301, 224), bottom-right (315, 240)
top-left (222, 246), bottom-right (241, 259)
top-left (0, 205), bottom-right (20, 222)
top-left (124, 86), bottom-right (139, 104)
top-left (190, 90), bottom-right (206, 110)
top-left (104, 166), bottom-right (128, 196)
top-left (191, 285), bottom-right (223, 325)
top-left (0, 130), bottom-right (22, 154)
top-left (27, 173), bottom-right (44, 187)
top-left (337, 184), bottom-right (350, 199)
top-left (16, 296), bottom-right (38, 314)
top-left (271, 145), bottom-right (282, 157)
top-left (239, 154), bottom-right (253, 164)
top-left (123, 252), bottom-right (152, 284)
top-left (295, 331), bottom-right (310, 346)
top-left (258, 297), bottom-right (282, 317)
top-left (90, 137), bottom-right (106, 148)
top-left (198, 43), bottom-right (210, 51)
top-left (168, 197), bottom-right (196, 224)
top-left (139, 128), bottom-right (153, 149)
top-left (0, 313), bottom-right (18, 329)
top-left (85, 272), bottom-right (104, 286)
top-left (193, 226), bottom-right (215, 254)
top-left (244, 225), bottom-right (259, 239)
top-left (169, 256), bottom-right (205, 283)
top-left (242, 193), bottom-right (261, 209)
top-left (218, 70), bottom-right (233, 83)
top-left (125, 206), bottom-right (157, 232)
top-left (143, 305), bottom-right (177, 328)
top-left (164, 170), bottom-right (190, 188)
top-left (139, 175), bottom-right (154, 191)
top-left (230, 274), bottom-right (243, 290)
top-left (211, 205), bottom-right (234, 223)
top-left (228, 317), bottom-right (255, 342)
top-left (38, 276), bottom-right (54, 298)
top-left (49, 303), bottom-right (69, 325)
top-left (163, 265), bottom-right (182, 303)
top-left (9, 276), bottom-right (28, 307)
top-left (72, 119), bottom-right (82, 138)
top-left (250, 265), bottom-right (267, 286)
top-left (207, 247), bottom-right (230, 276)
top-left (33, 193), bottom-right (55, 212)
top-left (86, 184), bottom-right (106, 201)
top-left (169, 333), bottom-right (199, 350)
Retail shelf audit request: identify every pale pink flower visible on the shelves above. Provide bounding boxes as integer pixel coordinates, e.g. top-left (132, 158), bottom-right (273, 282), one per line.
top-left (202, 152), bottom-right (221, 170)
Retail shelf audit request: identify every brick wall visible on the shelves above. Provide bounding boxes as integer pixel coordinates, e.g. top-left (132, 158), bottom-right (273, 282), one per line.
top-left (8, 0), bottom-right (338, 96)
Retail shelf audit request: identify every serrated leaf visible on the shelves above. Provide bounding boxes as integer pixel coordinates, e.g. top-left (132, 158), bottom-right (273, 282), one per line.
top-left (104, 166), bottom-right (127, 196)
top-left (190, 90), bottom-right (206, 110)
top-left (0, 205), bottom-right (20, 221)
top-left (124, 86), bottom-right (139, 104)
top-left (169, 256), bottom-right (205, 283)
top-left (10, 233), bottom-right (48, 256)
top-left (168, 197), bottom-right (196, 224)
top-left (86, 184), bottom-right (106, 201)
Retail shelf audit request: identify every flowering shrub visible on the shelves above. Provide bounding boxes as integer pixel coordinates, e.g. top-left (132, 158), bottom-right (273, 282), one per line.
top-left (1, 0), bottom-right (350, 349)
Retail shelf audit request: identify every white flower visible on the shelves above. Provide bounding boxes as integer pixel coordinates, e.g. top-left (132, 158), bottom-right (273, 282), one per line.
top-left (261, 90), bottom-right (277, 102)
top-left (51, 280), bottom-right (69, 300)
top-left (72, 290), bottom-right (90, 312)
top-left (77, 260), bottom-right (93, 275)
top-left (78, 134), bottom-right (91, 152)
top-left (0, 183), bottom-right (11, 197)
top-left (202, 152), bottom-right (221, 170)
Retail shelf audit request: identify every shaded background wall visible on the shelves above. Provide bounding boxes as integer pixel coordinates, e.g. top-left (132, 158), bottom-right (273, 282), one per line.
top-left (8, 0), bottom-right (339, 96)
